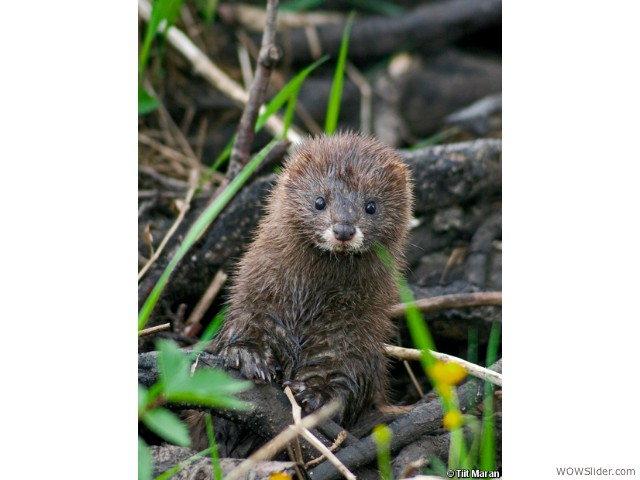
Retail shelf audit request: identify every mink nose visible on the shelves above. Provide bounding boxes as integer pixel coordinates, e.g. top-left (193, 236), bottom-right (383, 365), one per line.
top-left (333, 224), bottom-right (356, 241)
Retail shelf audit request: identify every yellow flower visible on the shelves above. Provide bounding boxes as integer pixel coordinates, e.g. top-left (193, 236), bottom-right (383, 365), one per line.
top-left (269, 473), bottom-right (292, 480)
top-left (428, 360), bottom-right (467, 386)
top-left (443, 410), bottom-right (463, 430)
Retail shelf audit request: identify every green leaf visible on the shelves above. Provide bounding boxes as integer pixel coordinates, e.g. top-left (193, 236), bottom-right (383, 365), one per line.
top-left (142, 407), bottom-right (192, 448)
top-left (155, 339), bottom-right (253, 409)
top-left (165, 368), bottom-right (253, 409)
top-left (139, 139), bottom-right (279, 330)
top-left (325, 12), bottom-right (354, 134)
top-left (205, 414), bottom-right (223, 480)
top-left (138, 384), bottom-right (149, 417)
top-left (157, 339), bottom-right (191, 392)
top-left (138, 85), bottom-right (159, 116)
top-left (190, 369), bottom-right (254, 396)
top-left (138, 437), bottom-right (153, 480)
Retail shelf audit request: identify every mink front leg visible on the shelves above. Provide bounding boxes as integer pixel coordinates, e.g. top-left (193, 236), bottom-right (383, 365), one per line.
top-left (285, 352), bottom-right (385, 426)
top-left (209, 314), bottom-right (279, 383)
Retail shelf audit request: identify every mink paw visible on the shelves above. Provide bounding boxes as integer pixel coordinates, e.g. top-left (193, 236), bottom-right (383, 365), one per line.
top-left (219, 345), bottom-right (275, 383)
top-left (284, 380), bottom-right (332, 414)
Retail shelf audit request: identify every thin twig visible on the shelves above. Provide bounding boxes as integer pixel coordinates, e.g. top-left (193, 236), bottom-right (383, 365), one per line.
top-left (345, 62), bottom-right (372, 135)
top-left (138, 190), bottom-right (186, 199)
top-left (138, 322), bottom-right (171, 337)
top-left (138, 0), bottom-right (301, 146)
top-left (184, 270), bottom-right (228, 329)
top-left (284, 388), bottom-right (356, 480)
top-left (142, 81), bottom-right (200, 166)
top-left (139, 163), bottom-right (190, 190)
top-left (403, 360), bottom-right (424, 397)
top-left (138, 169), bottom-right (199, 281)
top-left (138, 133), bottom-right (199, 170)
top-left (305, 431), bottom-right (348, 468)
top-left (237, 41), bottom-right (254, 89)
top-left (389, 291), bottom-right (502, 319)
top-left (384, 344), bottom-right (503, 387)
top-left (228, 0), bottom-right (281, 178)
top-left (224, 401), bottom-right (340, 480)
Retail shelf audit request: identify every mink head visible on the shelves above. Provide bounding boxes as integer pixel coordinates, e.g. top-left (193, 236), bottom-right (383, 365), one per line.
top-left (274, 133), bottom-right (413, 255)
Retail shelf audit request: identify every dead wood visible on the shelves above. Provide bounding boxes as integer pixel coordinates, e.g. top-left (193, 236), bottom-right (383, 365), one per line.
top-left (150, 444), bottom-right (296, 480)
top-left (401, 139), bottom-right (502, 215)
top-left (392, 432), bottom-right (451, 478)
top-left (307, 359), bottom-right (502, 480)
top-left (464, 212), bottom-right (502, 287)
top-left (270, 0), bottom-right (501, 64)
top-left (445, 93), bottom-right (502, 137)
top-left (372, 50), bottom-right (501, 146)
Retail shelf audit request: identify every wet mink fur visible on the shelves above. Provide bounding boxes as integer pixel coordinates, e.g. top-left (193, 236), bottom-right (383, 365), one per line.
top-left (209, 133), bottom-right (413, 426)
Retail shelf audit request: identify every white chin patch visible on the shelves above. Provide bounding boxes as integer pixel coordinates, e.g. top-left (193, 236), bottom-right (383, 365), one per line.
top-left (318, 226), bottom-right (365, 253)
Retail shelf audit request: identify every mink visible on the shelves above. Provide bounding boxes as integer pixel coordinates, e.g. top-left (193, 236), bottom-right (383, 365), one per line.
top-left (210, 132), bottom-right (413, 426)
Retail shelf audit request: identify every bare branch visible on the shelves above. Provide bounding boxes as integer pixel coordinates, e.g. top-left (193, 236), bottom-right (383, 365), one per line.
top-left (228, 0), bottom-right (282, 178)
top-left (384, 344), bottom-right (502, 386)
top-left (389, 291), bottom-right (502, 319)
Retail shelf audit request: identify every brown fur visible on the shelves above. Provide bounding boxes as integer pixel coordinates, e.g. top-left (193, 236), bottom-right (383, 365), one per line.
top-left (209, 133), bottom-right (413, 426)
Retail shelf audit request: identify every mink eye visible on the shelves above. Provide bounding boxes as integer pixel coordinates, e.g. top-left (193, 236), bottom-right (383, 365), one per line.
top-left (365, 201), bottom-right (377, 214)
top-left (315, 197), bottom-right (327, 210)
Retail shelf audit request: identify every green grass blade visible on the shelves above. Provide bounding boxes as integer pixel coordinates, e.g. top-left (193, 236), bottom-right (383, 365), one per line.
top-left (197, 0), bottom-right (219, 23)
top-left (138, 139), bottom-right (279, 330)
top-left (154, 447), bottom-right (212, 480)
top-left (255, 55), bottom-right (329, 132)
top-left (199, 56), bottom-right (328, 187)
top-left (374, 245), bottom-right (437, 370)
top-left (372, 425), bottom-right (393, 480)
top-left (409, 127), bottom-right (461, 150)
top-left (325, 12), bottom-right (355, 134)
top-left (139, 0), bottom-right (185, 76)
top-left (205, 413), bottom-right (223, 480)
top-left (480, 322), bottom-right (500, 471)
top-left (138, 85), bottom-right (160, 116)
top-left (188, 306), bottom-right (227, 360)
